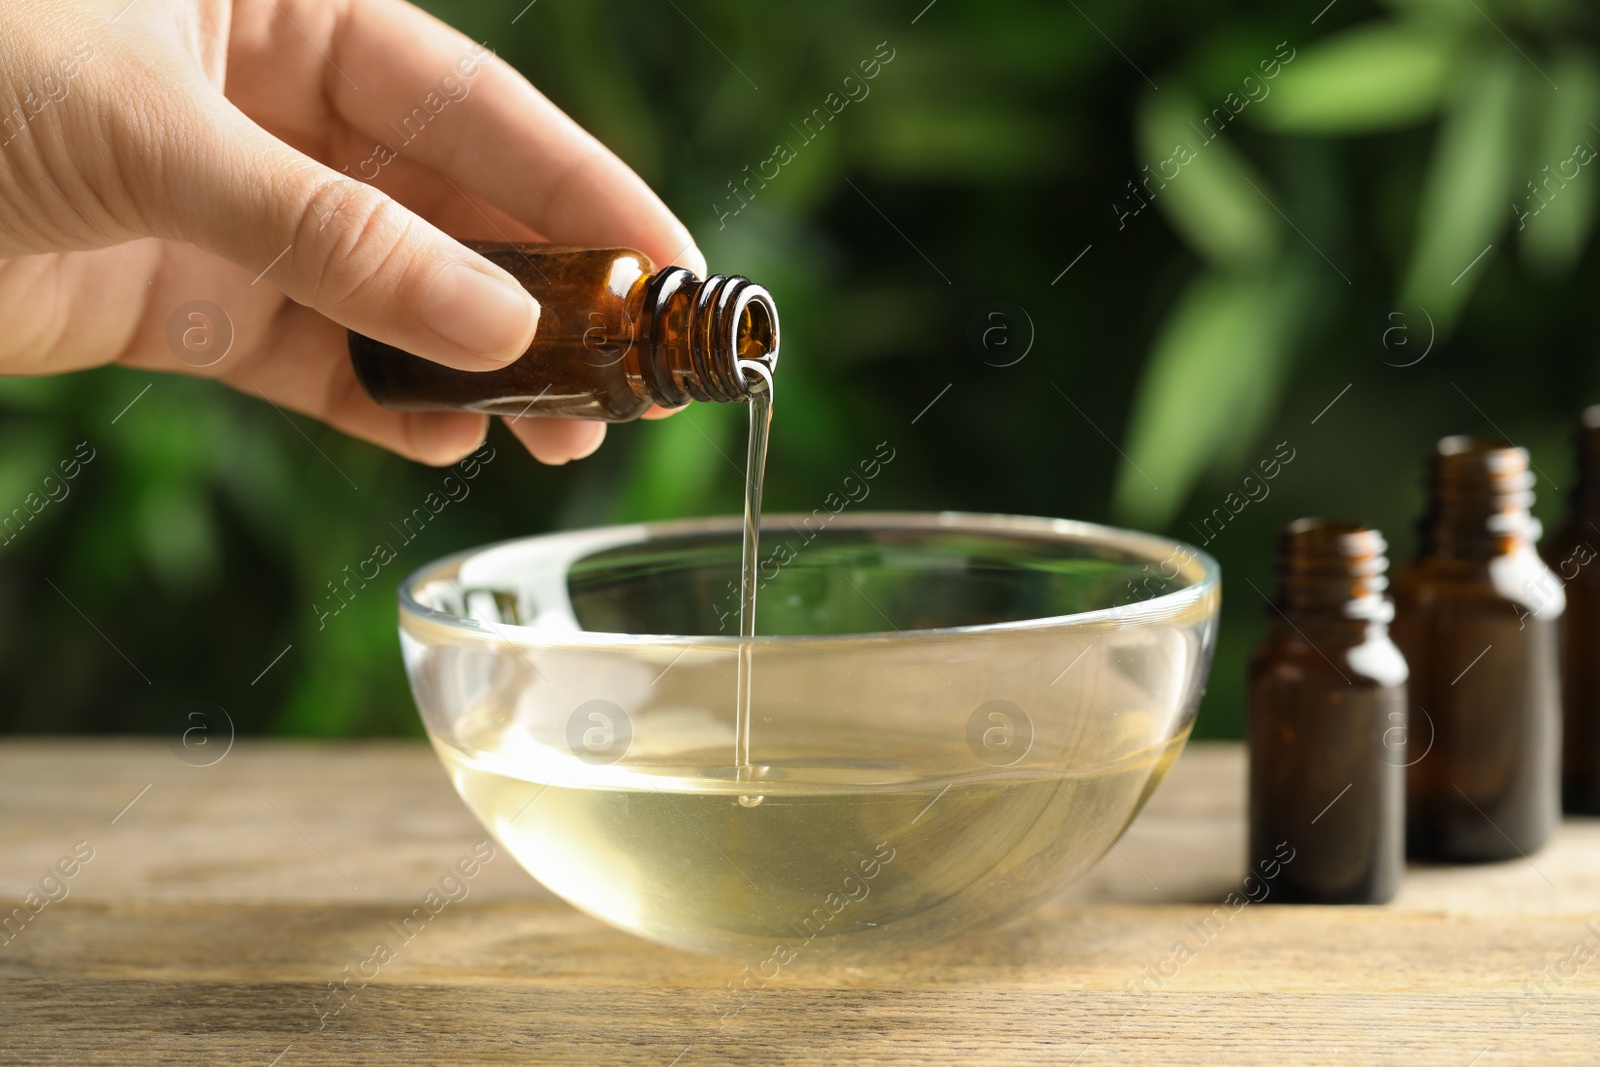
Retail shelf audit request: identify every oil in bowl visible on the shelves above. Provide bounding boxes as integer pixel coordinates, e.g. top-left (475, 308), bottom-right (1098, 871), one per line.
top-left (402, 513), bottom-right (1218, 958)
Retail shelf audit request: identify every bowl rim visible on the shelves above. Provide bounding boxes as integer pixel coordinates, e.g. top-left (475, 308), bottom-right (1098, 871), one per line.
top-left (397, 510), bottom-right (1220, 647)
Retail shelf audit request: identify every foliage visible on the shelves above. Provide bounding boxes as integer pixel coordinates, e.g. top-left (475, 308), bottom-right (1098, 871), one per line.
top-left (2, 0), bottom-right (1598, 741)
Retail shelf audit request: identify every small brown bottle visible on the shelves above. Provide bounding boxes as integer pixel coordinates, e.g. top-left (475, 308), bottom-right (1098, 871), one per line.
top-left (1392, 437), bottom-right (1563, 862)
top-left (1248, 519), bottom-right (1407, 904)
top-left (349, 243), bottom-right (780, 420)
top-left (1541, 407), bottom-right (1600, 814)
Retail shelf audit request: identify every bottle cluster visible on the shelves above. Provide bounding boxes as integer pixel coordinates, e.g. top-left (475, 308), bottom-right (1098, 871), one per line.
top-left (1249, 425), bottom-right (1600, 904)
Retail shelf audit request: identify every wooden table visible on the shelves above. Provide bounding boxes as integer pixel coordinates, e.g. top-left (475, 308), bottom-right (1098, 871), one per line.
top-left (1, 739), bottom-right (1596, 1065)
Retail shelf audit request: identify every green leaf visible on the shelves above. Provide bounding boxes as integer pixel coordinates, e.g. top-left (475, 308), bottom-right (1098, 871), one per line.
top-left (1400, 53), bottom-right (1522, 328)
top-left (1520, 49), bottom-right (1600, 274)
top-left (1137, 87), bottom-right (1283, 270)
top-left (858, 104), bottom-right (1063, 182)
top-left (1111, 264), bottom-right (1312, 530)
top-left (1252, 25), bottom-right (1455, 133)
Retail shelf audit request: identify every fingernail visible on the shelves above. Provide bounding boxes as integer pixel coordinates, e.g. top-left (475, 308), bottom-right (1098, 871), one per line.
top-left (420, 263), bottom-right (538, 360)
top-left (680, 244), bottom-right (708, 278)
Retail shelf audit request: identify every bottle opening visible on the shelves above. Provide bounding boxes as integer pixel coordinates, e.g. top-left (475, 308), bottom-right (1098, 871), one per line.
top-left (729, 285), bottom-right (779, 399)
top-left (1435, 434), bottom-right (1527, 471)
top-left (1282, 517), bottom-right (1383, 553)
top-left (738, 298), bottom-right (777, 365)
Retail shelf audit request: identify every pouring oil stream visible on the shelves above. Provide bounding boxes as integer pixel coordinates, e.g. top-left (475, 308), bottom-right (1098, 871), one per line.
top-left (735, 359), bottom-right (774, 807)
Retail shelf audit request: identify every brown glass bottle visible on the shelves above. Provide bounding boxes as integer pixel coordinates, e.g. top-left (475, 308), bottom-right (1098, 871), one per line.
top-left (349, 243), bottom-right (780, 420)
top-left (1392, 437), bottom-right (1562, 862)
top-left (1542, 407), bottom-right (1600, 814)
top-left (1248, 519), bottom-right (1407, 904)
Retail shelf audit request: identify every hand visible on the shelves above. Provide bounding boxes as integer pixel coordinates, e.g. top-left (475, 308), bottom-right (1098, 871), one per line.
top-left (0, 0), bottom-right (703, 464)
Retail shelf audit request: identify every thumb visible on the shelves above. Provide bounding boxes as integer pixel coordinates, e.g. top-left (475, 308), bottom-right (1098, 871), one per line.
top-left (164, 104), bottom-right (539, 371)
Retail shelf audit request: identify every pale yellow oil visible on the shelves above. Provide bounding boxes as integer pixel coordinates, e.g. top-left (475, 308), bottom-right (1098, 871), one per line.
top-left (436, 726), bottom-right (1186, 959)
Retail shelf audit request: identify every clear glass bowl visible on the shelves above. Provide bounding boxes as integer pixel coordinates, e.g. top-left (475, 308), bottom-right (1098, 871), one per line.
top-left (400, 512), bottom-right (1220, 959)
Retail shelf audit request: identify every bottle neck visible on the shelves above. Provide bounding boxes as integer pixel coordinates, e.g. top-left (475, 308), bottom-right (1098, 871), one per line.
top-left (1418, 437), bottom-right (1536, 561)
top-left (1268, 519), bottom-right (1395, 646)
top-left (1273, 518), bottom-right (1392, 616)
top-left (632, 268), bottom-right (779, 407)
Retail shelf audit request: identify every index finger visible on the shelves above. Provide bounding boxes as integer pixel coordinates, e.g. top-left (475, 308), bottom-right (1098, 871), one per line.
top-left (329, 0), bottom-right (706, 277)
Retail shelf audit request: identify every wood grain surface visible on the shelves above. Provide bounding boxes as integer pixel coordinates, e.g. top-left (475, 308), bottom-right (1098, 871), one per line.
top-left (1, 739), bottom-right (1596, 1065)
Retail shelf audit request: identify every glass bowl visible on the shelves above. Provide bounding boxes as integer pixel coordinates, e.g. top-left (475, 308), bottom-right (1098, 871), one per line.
top-left (400, 511), bottom-right (1219, 959)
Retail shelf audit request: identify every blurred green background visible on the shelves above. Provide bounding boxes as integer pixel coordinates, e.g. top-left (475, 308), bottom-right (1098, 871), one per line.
top-left (2, 0), bottom-right (1597, 740)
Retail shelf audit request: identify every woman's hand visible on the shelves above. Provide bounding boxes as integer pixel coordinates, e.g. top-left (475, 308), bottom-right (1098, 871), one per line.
top-left (0, 0), bottom-right (702, 464)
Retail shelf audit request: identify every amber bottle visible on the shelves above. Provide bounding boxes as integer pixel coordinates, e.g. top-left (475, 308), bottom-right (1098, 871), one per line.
top-left (349, 243), bottom-right (780, 420)
top-left (1248, 519), bottom-right (1407, 904)
top-left (1542, 407), bottom-right (1600, 814)
top-left (1392, 437), bottom-right (1562, 862)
